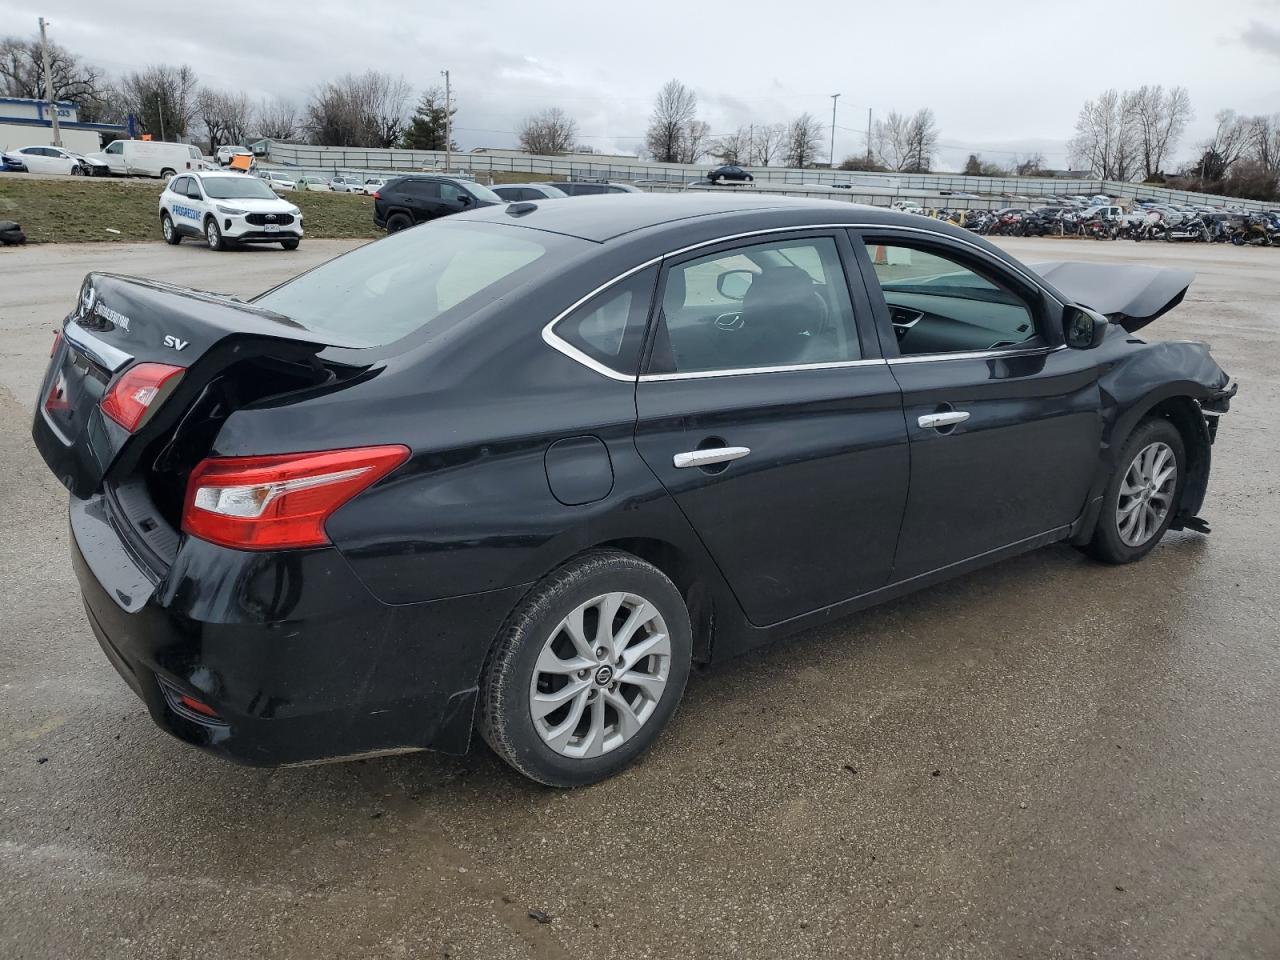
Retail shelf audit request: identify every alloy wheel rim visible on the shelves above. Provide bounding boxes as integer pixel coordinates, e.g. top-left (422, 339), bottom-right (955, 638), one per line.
top-left (1116, 441), bottom-right (1177, 547)
top-left (529, 592), bottom-right (671, 759)
top-left (163, 218), bottom-right (172, 240)
top-left (207, 223), bottom-right (217, 247)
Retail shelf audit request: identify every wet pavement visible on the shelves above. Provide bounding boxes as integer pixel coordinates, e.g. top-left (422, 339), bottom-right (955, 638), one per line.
top-left (1, 237), bottom-right (1277, 959)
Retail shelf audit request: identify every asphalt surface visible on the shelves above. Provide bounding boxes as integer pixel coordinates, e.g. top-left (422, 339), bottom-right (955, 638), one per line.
top-left (1, 236), bottom-right (1277, 960)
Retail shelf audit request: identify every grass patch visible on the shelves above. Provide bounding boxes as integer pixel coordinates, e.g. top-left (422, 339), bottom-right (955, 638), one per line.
top-left (0, 177), bottom-right (380, 243)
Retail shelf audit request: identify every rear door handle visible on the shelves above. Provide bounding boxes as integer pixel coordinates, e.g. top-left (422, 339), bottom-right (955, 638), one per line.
top-left (673, 446), bottom-right (751, 468)
top-left (918, 411), bottom-right (970, 430)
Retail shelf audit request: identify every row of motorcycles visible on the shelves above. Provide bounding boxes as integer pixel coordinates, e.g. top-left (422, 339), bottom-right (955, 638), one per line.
top-left (935, 208), bottom-right (1280, 246)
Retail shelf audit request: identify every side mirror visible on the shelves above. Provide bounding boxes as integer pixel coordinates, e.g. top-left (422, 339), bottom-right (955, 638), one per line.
top-left (716, 269), bottom-right (754, 301)
top-left (1063, 305), bottom-right (1108, 349)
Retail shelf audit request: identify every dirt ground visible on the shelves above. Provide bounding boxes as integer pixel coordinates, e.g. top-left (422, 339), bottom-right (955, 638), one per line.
top-left (1, 236), bottom-right (1277, 959)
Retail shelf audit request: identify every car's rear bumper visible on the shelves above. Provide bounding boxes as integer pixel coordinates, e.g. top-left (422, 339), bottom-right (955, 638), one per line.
top-left (69, 492), bottom-right (526, 766)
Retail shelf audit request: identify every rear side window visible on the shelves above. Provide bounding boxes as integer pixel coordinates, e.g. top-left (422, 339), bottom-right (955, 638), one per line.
top-left (550, 267), bottom-right (657, 376)
top-left (255, 221), bottom-right (585, 349)
top-left (402, 179), bottom-right (439, 199)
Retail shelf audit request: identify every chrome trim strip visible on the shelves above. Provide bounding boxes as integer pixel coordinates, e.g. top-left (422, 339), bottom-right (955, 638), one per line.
top-left (640, 357), bottom-right (887, 382)
top-left (673, 446), bottom-right (751, 468)
top-left (539, 222), bottom-right (1064, 381)
top-left (888, 344), bottom-right (1067, 364)
top-left (64, 321), bottom-right (133, 373)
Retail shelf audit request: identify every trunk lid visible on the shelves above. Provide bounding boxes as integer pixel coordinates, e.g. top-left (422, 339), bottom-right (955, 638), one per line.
top-left (1030, 261), bottom-right (1193, 332)
top-left (33, 272), bottom-right (358, 499)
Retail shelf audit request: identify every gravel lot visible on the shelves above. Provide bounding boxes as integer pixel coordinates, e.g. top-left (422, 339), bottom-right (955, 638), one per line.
top-left (1, 236), bottom-right (1277, 960)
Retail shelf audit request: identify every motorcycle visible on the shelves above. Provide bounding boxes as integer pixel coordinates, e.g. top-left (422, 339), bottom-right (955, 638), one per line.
top-left (1165, 215), bottom-right (1211, 242)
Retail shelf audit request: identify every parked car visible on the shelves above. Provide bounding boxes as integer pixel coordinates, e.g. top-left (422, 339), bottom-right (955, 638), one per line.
top-left (372, 175), bottom-right (502, 231)
top-left (158, 170), bottom-right (303, 250)
top-left (359, 176), bottom-right (388, 195)
top-left (556, 180), bottom-right (642, 196)
top-left (5, 145), bottom-right (104, 176)
top-left (708, 164), bottom-right (753, 183)
top-left (32, 196), bottom-right (1235, 786)
top-left (329, 175), bottom-right (363, 193)
top-left (88, 140), bottom-right (206, 179)
top-left (296, 175), bottom-right (332, 192)
top-left (258, 170), bottom-right (297, 192)
top-left (1, 151), bottom-right (29, 173)
top-left (216, 145), bottom-right (254, 166)
top-left (492, 183), bottom-right (569, 202)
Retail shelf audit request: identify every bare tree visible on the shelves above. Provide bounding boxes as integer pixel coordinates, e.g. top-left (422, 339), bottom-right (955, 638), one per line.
top-left (256, 97), bottom-right (299, 141)
top-left (1129, 84), bottom-right (1192, 180)
top-left (784, 113), bottom-right (824, 168)
top-left (196, 89), bottom-right (253, 152)
top-left (1249, 114), bottom-right (1280, 176)
top-left (645, 79), bottom-right (697, 163)
top-left (304, 71), bottom-right (411, 147)
top-left (749, 123), bottom-right (786, 166)
top-left (1013, 152), bottom-right (1045, 176)
top-left (0, 34), bottom-right (118, 121)
top-left (1068, 89), bottom-right (1141, 180)
top-left (872, 111), bottom-right (912, 171)
top-left (903, 108), bottom-right (939, 173)
top-left (518, 107), bottom-right (578, 155)
top-left (1195, 109), bottom-right (1253, 180)
top-left (709, 126), bottom-right (751, 164)
top-left (120, 64), bottom-right (199, 140)
top-left (679, 119), bottom-right (710, 163)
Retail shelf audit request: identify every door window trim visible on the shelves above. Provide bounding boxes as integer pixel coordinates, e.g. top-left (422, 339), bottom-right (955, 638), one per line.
top-left (542, 223), bottom-right (1065, 381)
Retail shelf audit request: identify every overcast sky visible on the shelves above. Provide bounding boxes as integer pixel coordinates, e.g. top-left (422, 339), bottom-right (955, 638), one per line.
top-left (6, 0), bottom-right (1279, 169)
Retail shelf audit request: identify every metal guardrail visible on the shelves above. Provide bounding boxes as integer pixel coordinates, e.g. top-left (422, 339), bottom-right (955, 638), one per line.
top-left (262, 141), bottom-right (1272, 213)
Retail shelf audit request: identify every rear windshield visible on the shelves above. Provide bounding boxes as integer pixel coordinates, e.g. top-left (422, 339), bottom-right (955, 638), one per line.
top-left (203, 177), bottom-right (278, 200)
top-left (254, 220), bottom-right (582, 348)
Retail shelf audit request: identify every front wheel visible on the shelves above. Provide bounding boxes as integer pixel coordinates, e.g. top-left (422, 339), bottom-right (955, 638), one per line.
top-left (204, 217), bottom-right (226, 251)
top-left (1086, 418), bottom-right (1186, 564)
top-left (280, 238), bottom-right (299, 250)
top-left (478, 550), bottom-right (692, 787)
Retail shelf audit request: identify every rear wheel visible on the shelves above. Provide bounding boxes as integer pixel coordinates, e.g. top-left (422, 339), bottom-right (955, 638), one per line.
top-left (160, 167), bottom-right (176, 179)
top-left (478, 550), bottom-right (692, 787)
top-left (161, 212), bottom-right (180, 245)
top-left (385, 213), bottom-right (412, 233)
top-left (1087, 418), bottom-right (1185, 564)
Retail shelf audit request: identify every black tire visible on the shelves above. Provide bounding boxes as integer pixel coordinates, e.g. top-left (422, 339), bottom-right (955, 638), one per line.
top-left (385, 213), bottom-right (412, 233)
top-left (478, 549), bottom-right (692, 787)
top-left (160, 212), bottom-right (181, 245)
top-left (160, 168), bottom-right (176, 179)
top-left (280, 238), bottom-right (299, 250)
top-left (1086, 418), bottom-right (1186, 565)
top-left (746, 174), bottom-right (754, 181)
top-left (204, 217), bottom-right (226, 251)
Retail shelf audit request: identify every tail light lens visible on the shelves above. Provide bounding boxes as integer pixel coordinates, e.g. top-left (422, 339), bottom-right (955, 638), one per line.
top-left (182, 445), bottom-right (409, 550)
top-left (100, 362), bottom-right (185, 432)
top-left (371, 191), bottom-right (380, 199)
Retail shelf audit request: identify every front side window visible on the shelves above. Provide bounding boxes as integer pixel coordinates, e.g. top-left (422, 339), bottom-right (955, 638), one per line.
top-left (105, 142), bottom-right (123, 155)
top-left (861, 241), bottom-right (1040, 356)
top-left (440, 182), bottom-right (465, 203)
top-left (651, 236), bottom-right (860, 375)
top-left (551, 267), bottom-right (656, 376)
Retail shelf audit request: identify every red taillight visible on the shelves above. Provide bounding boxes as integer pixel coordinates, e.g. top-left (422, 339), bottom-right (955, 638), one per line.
top-left (100, 362), bottom-right (184, 432)
top-left (182, 445), bottom-right (410, 550)
top-left (370, 190), bottom-right (380, 200)
top-left (50, 329), bottom-right (63, 357)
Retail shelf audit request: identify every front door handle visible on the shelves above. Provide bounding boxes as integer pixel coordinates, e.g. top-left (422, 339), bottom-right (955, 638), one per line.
top-left (918, 411), bottom-right (970, 430)
top-left (673, 446), bottom-right (751, 469)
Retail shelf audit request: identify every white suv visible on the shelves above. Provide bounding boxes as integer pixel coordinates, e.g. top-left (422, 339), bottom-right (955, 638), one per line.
top-left (160, 171), bottom-right (304, 251)
top-left (216, 145), bottom-right (254, 166)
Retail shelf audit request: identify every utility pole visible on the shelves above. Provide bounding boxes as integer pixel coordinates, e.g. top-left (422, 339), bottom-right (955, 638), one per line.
top-left (829, 93), bottom-right (840, 169)
top-left (38, 17), bottom-right (61, 147)
top-left (157, 96), bottom-right (166, 141)
top-left (441, 69), bottom-right (451, 170)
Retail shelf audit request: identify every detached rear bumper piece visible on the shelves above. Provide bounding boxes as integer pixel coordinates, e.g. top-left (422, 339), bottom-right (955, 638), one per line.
top-left (69, 492), bottom-right (524, 766)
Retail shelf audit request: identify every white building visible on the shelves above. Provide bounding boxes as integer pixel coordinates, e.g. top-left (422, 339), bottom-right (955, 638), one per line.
top-left (0, 97), bottom-right (126, 156)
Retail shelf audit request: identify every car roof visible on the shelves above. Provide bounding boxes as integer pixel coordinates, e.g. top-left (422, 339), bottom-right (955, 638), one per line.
top-left (452, 193), bottom-right (955, 243)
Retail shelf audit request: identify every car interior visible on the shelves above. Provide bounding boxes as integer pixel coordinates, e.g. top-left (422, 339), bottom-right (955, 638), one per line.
top-left (866, 244), bottom-right (1041, 355)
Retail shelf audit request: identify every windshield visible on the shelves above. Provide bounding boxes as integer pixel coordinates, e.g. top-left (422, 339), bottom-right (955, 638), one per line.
top-left (461, 180), bottom-right (503, 203)
top-left (202, 177), bottom-right (279, 200)
top-left (255, 220), bottom-right (583, 348)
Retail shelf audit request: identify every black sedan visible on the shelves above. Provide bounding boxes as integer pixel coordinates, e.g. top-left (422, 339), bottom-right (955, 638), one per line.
top-left (709, 164), bottom-right (754, 183)
top-left (33, 196), bottom-right (1235, 786)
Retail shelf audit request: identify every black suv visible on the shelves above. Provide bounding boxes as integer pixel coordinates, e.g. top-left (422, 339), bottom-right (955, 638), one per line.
top-left (373, 176), bottom-right (504, 231)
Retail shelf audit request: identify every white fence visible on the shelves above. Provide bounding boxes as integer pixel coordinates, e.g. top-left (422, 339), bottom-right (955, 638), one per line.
top-left (263, 141), bottom-right (1273, 213)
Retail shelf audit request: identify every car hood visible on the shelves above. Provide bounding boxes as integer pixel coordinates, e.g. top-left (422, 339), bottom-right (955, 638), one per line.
top-left (206, 196), bottom-right (298, 213)
top-left (1030, 260), bottom-right (1193, 333)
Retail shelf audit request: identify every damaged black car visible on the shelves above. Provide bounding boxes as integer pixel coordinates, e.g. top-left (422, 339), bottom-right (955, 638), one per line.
top-left (32, 195), bottom-right (1236, 786)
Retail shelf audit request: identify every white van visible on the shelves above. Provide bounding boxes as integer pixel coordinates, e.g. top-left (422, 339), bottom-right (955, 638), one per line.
top-left (89, 140), bottom-right (208, 179)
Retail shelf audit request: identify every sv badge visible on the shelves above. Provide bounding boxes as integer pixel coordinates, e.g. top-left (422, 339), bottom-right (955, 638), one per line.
top-left (163, 335), bottom-right (190, 351)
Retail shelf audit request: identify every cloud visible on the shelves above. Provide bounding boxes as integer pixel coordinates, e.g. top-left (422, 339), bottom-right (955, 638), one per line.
top-left (1241, 19), bottom-right (1280, 59)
